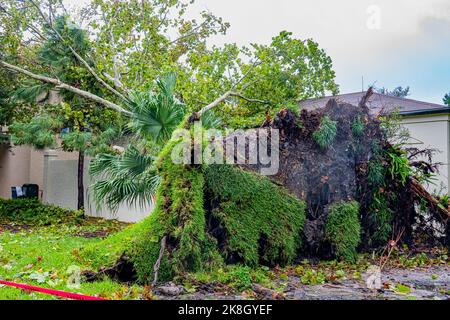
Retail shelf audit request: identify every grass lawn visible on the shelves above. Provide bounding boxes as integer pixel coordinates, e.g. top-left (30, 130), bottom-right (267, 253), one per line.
top-left (0, 217), bottom-right (147, 300)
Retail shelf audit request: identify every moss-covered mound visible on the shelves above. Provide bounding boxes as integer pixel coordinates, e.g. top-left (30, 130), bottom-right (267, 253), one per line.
top-left (81, 142), bottom-right (306, 283)
top-left (325, 201), bottom-right (361, 262)
top-left (204, 164), bottom-right (306, 267)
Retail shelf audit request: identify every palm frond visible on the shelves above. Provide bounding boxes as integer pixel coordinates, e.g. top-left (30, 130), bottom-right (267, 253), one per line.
top-left (128, 73), bottom-right (185, 144)
top-left (90, 145), bottom-right (159, 212)
top-left (201, 109), bottom-right (222, 129)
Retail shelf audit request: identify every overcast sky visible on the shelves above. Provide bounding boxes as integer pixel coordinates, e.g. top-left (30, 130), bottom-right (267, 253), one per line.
top-left (66, 0), bottom-right (450, 104)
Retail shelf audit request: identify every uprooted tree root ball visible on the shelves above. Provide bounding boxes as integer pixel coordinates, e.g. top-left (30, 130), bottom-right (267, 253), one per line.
top-left (80, 92), bottom-right (449, 284)
top-left (81, 140), bottom-right (306, 283)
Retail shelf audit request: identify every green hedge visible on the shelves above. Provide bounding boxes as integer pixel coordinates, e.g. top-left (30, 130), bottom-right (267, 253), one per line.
top-left (0, 198), bottom-right (82, 226)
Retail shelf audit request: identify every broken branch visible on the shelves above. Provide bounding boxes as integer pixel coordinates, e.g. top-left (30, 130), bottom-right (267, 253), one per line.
top-left (0, 60), bottom-right (131, 115)
top-left (152, 235), bottom-right (167, 286)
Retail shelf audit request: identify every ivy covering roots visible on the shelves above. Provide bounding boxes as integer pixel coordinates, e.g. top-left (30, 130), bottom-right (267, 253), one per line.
top-left (81, 140), bottom-right (306, 283)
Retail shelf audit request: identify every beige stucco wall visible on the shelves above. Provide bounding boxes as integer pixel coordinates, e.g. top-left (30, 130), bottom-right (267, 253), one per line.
top-left (43, 152), bottom-right (153, 222)
top-left (401, 113), bottom-right (450, 195)
top-left (0, 145), bottom-right (32, 198)
top-left (0, 144), bottom-right (78, 199)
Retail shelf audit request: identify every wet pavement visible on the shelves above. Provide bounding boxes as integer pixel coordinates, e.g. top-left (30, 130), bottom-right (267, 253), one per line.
top-left (155, 266), bottom-right (449, 300)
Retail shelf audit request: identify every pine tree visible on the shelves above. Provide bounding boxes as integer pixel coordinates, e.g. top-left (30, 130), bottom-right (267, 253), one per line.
top-left (443, 93), bottom-right (450, 107)
top-left (10, 16), bottom-right (121, 212)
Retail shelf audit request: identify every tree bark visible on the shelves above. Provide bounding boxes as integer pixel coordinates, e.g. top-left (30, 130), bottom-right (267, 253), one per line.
top-left (77, 150), bottom-right (85, 213)
top-left (0, 60), bottom-right (131, 115)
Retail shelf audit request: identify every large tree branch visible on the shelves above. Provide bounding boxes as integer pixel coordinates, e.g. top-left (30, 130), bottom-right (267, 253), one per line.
top-left (101, 71), bottom-right (128, 93)
top-left (197, 90), bottom-right (233, 116)
top-left (0, 60), bottom-right (131, 115)
top-left (229, 92), bottom-right (271, 105)
top-left (197, 59), bottom-right (263, 116)
top-left (28, 0), bottom-right (130, 103)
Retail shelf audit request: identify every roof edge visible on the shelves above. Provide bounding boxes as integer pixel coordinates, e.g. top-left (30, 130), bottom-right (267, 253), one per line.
top-left (298, 91), bottom-right (447, 109)
top-left (399, 107), bottom-right (450, 117)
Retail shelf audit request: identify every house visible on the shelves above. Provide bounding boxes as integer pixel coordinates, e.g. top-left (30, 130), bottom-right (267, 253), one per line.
top-left (299, 92), bottom-right (450, 195)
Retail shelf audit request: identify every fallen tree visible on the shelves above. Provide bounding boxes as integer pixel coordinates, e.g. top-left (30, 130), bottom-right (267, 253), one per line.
top-left (80, 90), bottom-right (449, 284)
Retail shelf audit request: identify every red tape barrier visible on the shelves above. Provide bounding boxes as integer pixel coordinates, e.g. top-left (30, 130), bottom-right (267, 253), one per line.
top-left (0, 279), bottom-right (106, 300)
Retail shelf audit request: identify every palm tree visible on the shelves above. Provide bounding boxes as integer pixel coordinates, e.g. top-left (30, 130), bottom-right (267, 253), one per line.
top-left (90, 72), bottom-right (221, 211)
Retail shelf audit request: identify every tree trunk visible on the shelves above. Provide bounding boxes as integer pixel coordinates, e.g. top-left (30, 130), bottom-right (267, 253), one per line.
top-left (77, 150), bottom-right (85, 214)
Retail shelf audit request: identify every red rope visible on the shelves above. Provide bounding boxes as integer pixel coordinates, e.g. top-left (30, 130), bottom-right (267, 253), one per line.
top-left (0, 279), bottom-right (106, 300)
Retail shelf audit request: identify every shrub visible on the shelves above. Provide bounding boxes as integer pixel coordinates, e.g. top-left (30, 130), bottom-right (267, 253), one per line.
top-left (312, 115), bottom-right (337, 150)
top-left (368, 192), bottom-right (394, 245)
top-left (367, 158), bottom-right (385, 188)
top-left (0, 198), bottom-right (82, 226)
top-left (351, 115), bottom-right (365, 137)
top-left (325, 201), bottom-right (361, 262)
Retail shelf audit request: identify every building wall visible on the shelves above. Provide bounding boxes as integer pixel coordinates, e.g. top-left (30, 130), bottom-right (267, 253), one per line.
top-left (401, 113), bottom-right (450, 195)
top-left (0, 145), bottom-right (152, 222)
top-left (0, 144), bottom-right (78, 199)
top-left (42, 152), bottom-right (153, 222)
top-left (0, 145), bottom-right (31, 198)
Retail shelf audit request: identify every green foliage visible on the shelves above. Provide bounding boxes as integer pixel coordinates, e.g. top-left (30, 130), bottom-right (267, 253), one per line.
top-left (351, 116), bottom-right (365, 138)
top-left (90, 73), bottom-right (185, 211)
top-left (61, 130), bottom-right (92, 152)
top-left (86, 140), bottom-right (306, 283)
top-left (368, 192), bottom-right (394, 244)
top-left (88, 0), bottom-right (229, 92)
top-left (325, 201), bottom-right (361, 262)
top-left (0, 83), bottom-right (15, 126)
top-left (300, 269), bottom-right (327, 285)
top-left (185, 265), bottom-right (273, 292)
top-left (129, 141), bottom-right (217, 283)
top-left (379, 111), bottom-right (410, 145)
top-left (312, 115), bottom-right (337, 150)
top-left (375, 86), bottom-right (410, 98)
top-left (204, 164), bottom-right (306, 266)
top-left (90, 145), bottom-right (160, 212)
top-left (394, 283), bottom-right (411, 294)
top-left (443, 93), bottom-right (450, 107)
top-left (180, 31), bottom-right (339, 128)
top-left (9, 115), bottom-right (61, 149)
top-left (200, 110), bottom-right (222, 129)
top-left (0, 198), bottom-right (83, 226)
top-left (386, 146), bottom-right (411, 185)
top-left (367, 158), bottom-right (385, 188)
top-left (128, 73), bottom-right (186, 144)
top-left (12, 81), bottom-right (52, 104)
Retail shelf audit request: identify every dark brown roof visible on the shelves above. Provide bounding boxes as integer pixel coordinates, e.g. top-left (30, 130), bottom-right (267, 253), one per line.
top-left (299, 92), bottom-right (449, 116)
